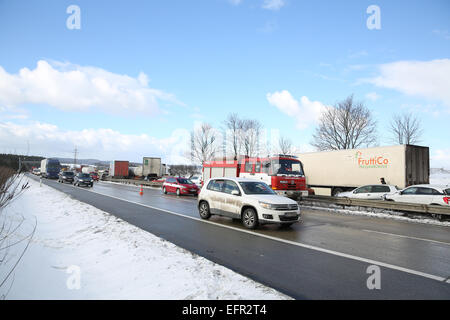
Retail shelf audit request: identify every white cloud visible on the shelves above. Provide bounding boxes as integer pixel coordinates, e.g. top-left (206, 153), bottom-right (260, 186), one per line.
top-left (365, 92), bottom-right (380, 101)
top-left (367, 59), bottom-right (450, 108)
top-left (0, 121), bottom-right (191, 164)
top-left (0, 60), bottom-right (183, 115)
top-left (262, 0), bottom-right (285, 11)
top-left (433, 29), bottom-right (450, 40)
top-left (266, 90), bottom-right (328, 129)
top-left (228, 0), bottom-right (242, 5)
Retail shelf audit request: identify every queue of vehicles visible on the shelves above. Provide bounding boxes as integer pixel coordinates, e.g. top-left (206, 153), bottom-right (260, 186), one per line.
top-left (32, 145), bottom-right (449, 230)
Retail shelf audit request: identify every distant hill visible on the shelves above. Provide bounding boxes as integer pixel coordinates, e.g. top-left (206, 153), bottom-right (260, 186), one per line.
top-left (57, 158), bottom-right (141, 167)
top-left (57, 158), bottom-right (111, 166)
top-left (0, 154), bottom-right (44, 171)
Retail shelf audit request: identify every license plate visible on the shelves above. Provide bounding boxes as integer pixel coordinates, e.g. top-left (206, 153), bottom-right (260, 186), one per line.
top-left (284, 212), bottom-right (297, 217)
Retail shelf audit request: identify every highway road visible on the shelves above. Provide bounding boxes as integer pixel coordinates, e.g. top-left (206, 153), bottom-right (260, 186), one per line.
top-left (29, 175), bottom-right (450, 299)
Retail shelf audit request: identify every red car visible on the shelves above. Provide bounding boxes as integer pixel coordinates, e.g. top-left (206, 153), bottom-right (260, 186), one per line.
top-left (162, 176), bottom-right (200, 196)
top-left (90, 172), bottom-right (99, 181)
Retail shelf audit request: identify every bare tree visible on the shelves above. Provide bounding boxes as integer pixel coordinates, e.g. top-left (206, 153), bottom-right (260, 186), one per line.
top-left (190, 123), bottom-right (218, 164)
top-left (389, 113), bottom-right (422, 145)
top-left (241, 119), bottom-right (262, 157)
top-left (0, 167), bottom-right (33, 298)
top-left (278, 136), bottom-right (293, 155)
top-left (168, 165), bottom-right (199, 177)
top-left (224, 113), bottom-right (243, 160)
top-left (311, 95), bottom-right (377, 150)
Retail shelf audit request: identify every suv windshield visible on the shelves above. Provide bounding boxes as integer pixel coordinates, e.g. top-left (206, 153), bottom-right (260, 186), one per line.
top-left (239, 181), bottom-right (276, 195)
top-left (63, 172), bottom-right (74, 176)
top-left (263, 159), bottom-right (304, 176)
top-left (80, 173), bottom-right (91, 178)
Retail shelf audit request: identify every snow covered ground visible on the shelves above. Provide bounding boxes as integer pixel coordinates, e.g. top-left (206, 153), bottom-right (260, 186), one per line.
top-left (430, 168), bottom-right (450, 185)
top-left (0, 178), bottom-right (291, 300)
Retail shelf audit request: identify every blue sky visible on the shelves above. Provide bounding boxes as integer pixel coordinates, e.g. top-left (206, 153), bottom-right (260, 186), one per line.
top-left (0, 0), bottom-right (449, 166)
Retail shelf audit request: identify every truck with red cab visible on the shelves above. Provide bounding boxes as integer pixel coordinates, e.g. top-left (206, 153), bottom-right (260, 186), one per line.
top-left (202, 155), bottom-right (309, 199)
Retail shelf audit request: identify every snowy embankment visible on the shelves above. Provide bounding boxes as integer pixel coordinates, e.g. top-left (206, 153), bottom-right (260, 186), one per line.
top-left (0, 178), bottom-right (290, 300)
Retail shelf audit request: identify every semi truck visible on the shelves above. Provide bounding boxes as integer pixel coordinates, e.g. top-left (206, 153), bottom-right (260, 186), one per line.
top-left (297, 145), bottom-right (429, 196)
top-left (202, 154), bottom-right (309, 199)
top-left (81, 166), bottom-right (96, 174)
top-left (143, 157), bottom-right (162, 179)
top-left (110, 160), bottom-right (129, 178)
top-left (40, 158), bottom-right (61, 179)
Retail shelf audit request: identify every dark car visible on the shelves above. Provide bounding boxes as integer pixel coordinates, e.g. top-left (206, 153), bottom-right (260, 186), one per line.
top-left (58, 171), bottom-right (75, 184)
top-left (74, 173), bottom-right (94, 187)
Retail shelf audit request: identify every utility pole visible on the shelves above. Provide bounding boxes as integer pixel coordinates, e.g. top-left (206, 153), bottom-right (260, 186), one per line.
top-left (73, 146), bottom-right (78, 167)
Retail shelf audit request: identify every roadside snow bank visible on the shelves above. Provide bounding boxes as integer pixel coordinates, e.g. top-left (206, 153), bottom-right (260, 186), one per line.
top-left (1, 178), bottom-right (291, 299)
top-left (300, 203), bottom-right (450, 227)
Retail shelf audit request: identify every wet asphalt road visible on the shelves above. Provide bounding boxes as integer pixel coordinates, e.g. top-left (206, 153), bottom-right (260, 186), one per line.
top-left (30, 175), bottom-right (450, 299)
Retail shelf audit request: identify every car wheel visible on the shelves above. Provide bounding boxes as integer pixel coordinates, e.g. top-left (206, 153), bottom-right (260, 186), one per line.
top-left (90, 183), bottom-right (93, 187)
top-left (199, 201), bottom-right (211, 219)
top-left (163, 187), bottom-right (167, 194)
top-left (176, 188), bottom-right (181, 196)
top-left (242, 208), bottom-right (259, 229)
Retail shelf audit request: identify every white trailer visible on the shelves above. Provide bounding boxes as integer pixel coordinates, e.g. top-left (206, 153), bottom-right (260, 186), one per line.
top-left (130, 165), bottom-right (143, 176)
top-left (143, 157), bottom-right (162, 177)
top-left (82, 166), bottom-right (96, 174)
top-left (297, 145), bottom-right (429, 196)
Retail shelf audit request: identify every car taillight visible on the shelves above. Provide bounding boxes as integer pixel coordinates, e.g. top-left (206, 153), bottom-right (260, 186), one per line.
top-left (444, 197), bottom-right (450, 205)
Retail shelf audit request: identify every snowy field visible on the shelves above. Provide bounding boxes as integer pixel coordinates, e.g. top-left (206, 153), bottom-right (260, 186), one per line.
top-left (0, 178), bottom-right (291, 300)
top-left (430, 168), bottom-right (450, 185)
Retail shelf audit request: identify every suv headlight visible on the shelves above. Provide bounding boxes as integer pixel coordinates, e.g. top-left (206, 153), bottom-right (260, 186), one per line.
top-left (259, 201), bottom-right (275, 210)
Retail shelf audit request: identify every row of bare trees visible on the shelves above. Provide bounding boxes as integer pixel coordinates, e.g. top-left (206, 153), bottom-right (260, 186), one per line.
top-left (190, 114), bottom-right (294, 164)
top-left (311, 95), bottom-right (422, 151)
top-left (189, 95), bottom-right (422, 164)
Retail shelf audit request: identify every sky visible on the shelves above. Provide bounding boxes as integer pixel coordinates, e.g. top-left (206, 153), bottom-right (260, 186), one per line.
top-left (0, 0), bottom-right (449, 167)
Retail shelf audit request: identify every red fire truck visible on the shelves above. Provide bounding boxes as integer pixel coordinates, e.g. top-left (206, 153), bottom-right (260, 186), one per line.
top-left (202, 155), bottom-right (309, 199)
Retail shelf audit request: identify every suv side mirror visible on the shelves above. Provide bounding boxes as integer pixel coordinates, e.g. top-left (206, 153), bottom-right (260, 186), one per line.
top-left (231, 190), bottom-right (240, 196)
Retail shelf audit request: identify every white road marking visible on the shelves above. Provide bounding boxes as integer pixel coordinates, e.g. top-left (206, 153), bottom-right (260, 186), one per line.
top-left (362, 229), bottom-right (450, 246)
top-left (39, 177), bottom-right (450, 284)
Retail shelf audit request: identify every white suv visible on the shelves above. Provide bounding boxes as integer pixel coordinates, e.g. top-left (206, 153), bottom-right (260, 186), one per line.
top-left (197, 177), bottom-right (301, 229)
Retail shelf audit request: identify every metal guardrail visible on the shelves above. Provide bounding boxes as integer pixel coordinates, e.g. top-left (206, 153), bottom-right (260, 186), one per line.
top-left (107, 178), bottom-right (163, 188)
top-left (301, 195), bottom-right (450, 216)
top-left (105, 178), bottom-right (450, 217)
